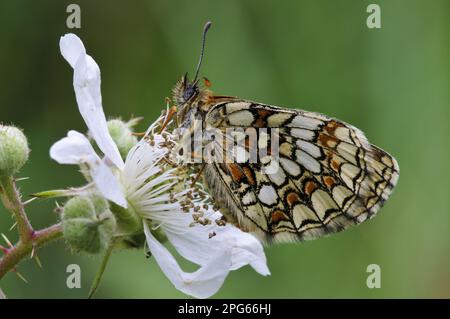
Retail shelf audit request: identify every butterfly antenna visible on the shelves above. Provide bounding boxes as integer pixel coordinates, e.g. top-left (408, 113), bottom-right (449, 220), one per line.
top-left (193, 21), bottom-right (212, 84)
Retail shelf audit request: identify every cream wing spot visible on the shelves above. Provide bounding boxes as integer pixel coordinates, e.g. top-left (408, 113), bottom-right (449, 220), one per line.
top-left (225, 102), bottom-right (252, 114)
top-left (293, 204), bottom-right (319, 229)
top-left (368, 159), bottom-right (385, 177)
top-left (227, 110), bottom-right (254, 126)
top-left (381, 155), bottom-right (393, 167)
top-left (291, 128), bottom-right (315, 141)
top-left (323, 137), bottom-right (338, 148)
top-left (258, 185), bottom-right (278, 206)
top-left (267, 166), bottom-right (287, 186)
top-left (245, 206), bottom-right (269, 230)
top-left (263, 158), bottom-right (280, 176)
top-left (288, 115), bottom-right (323, 130)
top-left (296, 140), bottom-right (322, 158)
top-left (332, 185), bottom-right (354, 207)
top-left (279, 142), bottom-right (293, 157)
top-left (340, 163), bottom-right (361, 190)
top-left (337, 142), bottom-right (359, 165)
top-left (295, 149), bottom-right (321, 173)
top-left (267, 112), bottom-right (293, 127)
top-left (311, 189), bottom-right (339, 220)
top-left (280, 157), bottom-right (301, 177)
top-left (334, 127), bottom-right (353, 143)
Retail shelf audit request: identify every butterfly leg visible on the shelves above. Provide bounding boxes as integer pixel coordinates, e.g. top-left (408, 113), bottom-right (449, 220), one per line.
top-left (159, 105), bottom-right (178, 133)
top-left (191, 162), bottom-right (207, 187)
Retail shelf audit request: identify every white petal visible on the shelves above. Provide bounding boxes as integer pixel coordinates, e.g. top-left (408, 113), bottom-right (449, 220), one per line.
top-left (59, 34), bottom-right (85, 68)
top-left (163, 209), bottom-right (270, 276)
top-left (90, 159), bottom-right (127, 208)
top-left (144, 222), bottom-right (231, 299)
top-left (225, 230), bottom-right (270, 275)
top-left (59, 33), bottom-right (124, 170)
top-left (50, 130), bottom-right (96, 165)
top-left (50, 130), bottom-right (127, 207)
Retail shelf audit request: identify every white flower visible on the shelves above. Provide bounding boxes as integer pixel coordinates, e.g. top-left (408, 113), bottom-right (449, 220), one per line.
top-left (124, 141), bottom-right (270, 298)
top-left (51, 33), bottom-right (270, 299)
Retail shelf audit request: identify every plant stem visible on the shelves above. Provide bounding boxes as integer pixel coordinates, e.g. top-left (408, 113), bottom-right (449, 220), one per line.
top-left (0, 175), bottom-right (63, 286)
top-left (0, 287), bottom-right (6, 299)
top-left (0, 176), bottom-right (34, 242)
top-left (88, 238), bottom-right (116, 299)
top-left (0, 223), bottom-right (63, 280)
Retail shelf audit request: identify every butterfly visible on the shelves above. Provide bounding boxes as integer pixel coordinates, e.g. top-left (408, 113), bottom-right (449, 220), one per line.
top-left (170, 22), bottom-right (399, 243)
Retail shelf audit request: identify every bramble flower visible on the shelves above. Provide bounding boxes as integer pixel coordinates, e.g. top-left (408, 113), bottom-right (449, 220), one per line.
top-left (49, 33), bottom-right (269, 298)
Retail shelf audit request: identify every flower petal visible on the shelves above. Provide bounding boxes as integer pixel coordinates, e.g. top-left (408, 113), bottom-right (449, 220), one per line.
top-left (162, 209), bottom-right (270, 276)
top-left (50, 130), bottom-right (127, 207)
top-left (59, 33), bottom-right (85, 68)
top-left (59, 33), bottom-right (124, 170)
top-left (50, 130), bottom-right (96, 165)
top-left (144, 222), bottom-right (231, 299)
top-left (90, 158), bottom-right (127, 208)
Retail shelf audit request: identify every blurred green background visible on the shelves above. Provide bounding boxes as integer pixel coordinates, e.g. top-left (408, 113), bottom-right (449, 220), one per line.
top-left (0, 0), bottom-right (449, 298)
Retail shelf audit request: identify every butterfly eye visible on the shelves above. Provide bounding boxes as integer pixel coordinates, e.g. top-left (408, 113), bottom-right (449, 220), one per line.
top-left (182, 85), bottom-right (197, 102)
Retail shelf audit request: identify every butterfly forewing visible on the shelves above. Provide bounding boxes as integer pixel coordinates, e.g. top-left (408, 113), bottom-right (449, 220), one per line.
top-left (201, 100), bottom-right (399, 243)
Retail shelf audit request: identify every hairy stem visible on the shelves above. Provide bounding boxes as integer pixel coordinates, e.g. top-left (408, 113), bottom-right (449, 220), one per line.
top-left (0, 176), bottom-right (34, 242)
top-left (88, 238), bottom-right (116, 299)
top-left (0, 223), bottom-right (63, 280)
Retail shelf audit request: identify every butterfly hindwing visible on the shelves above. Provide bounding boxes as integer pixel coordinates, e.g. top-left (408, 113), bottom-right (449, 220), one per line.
top-left (201, 99), bottom-right (399, 243)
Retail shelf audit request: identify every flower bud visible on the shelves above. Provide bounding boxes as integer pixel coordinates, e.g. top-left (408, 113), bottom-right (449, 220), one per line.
top-left (62, 196), bottom-right (116, 254)
top-left (107, 119), bottom-right (137, 159)
top-left (62, 196), bottom-right (95, 220)
top-left (90, 193), bottom-right (109, 215)
top-left (0, 125), bottom-right (29, 177)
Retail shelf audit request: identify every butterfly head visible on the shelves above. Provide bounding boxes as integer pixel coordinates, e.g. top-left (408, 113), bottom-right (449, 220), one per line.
top-left (172, 73), bottom-right (204, 127)
top-left (173, 73), bottom-right (200, 105)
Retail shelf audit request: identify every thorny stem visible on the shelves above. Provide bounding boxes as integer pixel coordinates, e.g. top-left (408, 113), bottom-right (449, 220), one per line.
top-left (0, 176), bottom-right (34, 242)
top-left (0, 223), bottom-right (63, 280)
top-left (0, 175), bottom-right (63, 284)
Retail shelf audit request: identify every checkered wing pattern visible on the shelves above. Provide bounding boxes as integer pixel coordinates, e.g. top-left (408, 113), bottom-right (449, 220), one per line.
top-left (202, 100), bottom-right (399, 243)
